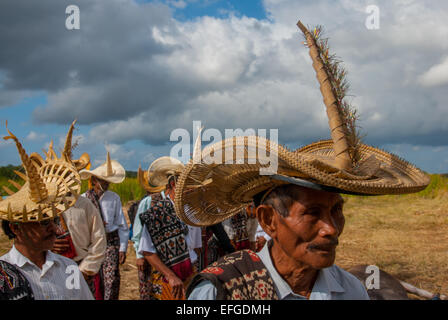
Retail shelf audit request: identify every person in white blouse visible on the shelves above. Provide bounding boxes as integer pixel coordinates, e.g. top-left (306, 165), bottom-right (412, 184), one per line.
top-left (79, 152), bottom-right (128, 300)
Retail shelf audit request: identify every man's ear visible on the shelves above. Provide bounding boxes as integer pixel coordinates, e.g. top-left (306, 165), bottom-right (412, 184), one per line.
top-left (9, 223), bottom-right (21, 238)
top-left (256, 205), bottom-right (277, 239)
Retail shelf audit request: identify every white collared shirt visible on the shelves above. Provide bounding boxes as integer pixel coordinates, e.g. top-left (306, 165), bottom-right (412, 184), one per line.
top-left (1, 246), bottom-right (94, 300)
top-left (188, 242), bottom-right (370, 300)
top-left (82, 190), bottom-right (129, 252)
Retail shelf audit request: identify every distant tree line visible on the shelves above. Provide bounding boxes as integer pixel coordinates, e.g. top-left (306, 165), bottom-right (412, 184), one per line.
top-left (0, 164), bottom-right (23, 179)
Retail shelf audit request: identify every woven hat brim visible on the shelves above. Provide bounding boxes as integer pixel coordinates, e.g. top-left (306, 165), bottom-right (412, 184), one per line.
top-left (0, 160), bottom-right (81, 222)
top-left (79, 160), bottom-right (125, 184)
top-left (146, 156), bottom-right (185, 188)
top-left (174, 136), bottom-right (430, 227)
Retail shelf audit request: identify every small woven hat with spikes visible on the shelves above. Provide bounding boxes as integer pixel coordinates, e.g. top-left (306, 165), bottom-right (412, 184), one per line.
top-left (174, 21), bottom-right (430, 227)
top-left (79, 151), bottom-right (125, 184)
top-left (138, 156), bottom-right (184, 192)
top-left (0, 125), bottom-right (81, 223)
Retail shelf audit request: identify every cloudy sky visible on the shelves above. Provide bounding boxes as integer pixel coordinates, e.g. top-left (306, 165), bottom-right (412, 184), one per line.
top-left (0, 0), bottom-right (447, 172)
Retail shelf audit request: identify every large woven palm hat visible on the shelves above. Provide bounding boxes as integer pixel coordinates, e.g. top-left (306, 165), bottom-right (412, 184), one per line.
top-left (138, 156), bottom-right (184, 193)
top-left (174, 21), bottom-right (430, 227)
top-left (0, 126), bottom-right (81, 223)
top-left (79, 152), bottom-right (125, 184)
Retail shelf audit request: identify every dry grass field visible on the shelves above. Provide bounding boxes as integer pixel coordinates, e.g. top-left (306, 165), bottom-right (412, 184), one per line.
top-left (1, 177), bottom-right (447, 300)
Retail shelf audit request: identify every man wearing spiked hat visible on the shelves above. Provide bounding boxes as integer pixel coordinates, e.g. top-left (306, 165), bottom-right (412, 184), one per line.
top-left (36, 121), bottom-right (107, 298)
top-left (79, 152), bottom-right (128, 300)
top-left (175, 21), bottom-right (430, 300)
top-left (136, 156), bottom-right (201, 300)
top-left (0, 126), bottom-right (93, 300)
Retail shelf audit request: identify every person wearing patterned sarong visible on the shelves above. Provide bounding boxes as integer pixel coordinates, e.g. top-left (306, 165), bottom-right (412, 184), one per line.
top-left (133, 160), bottom-right (169, 300)
top-left (137, 156), bottom-right (194, 300)
top-left (132, 190), bottom-right (166, 300)
top-left (80, 152), bottom-right (128, 300)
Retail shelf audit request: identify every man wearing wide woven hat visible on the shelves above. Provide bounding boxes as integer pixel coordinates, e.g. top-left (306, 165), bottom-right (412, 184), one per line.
top-left (0, 125), bottom-right (93, 300)
top-left (79, 151), bottom-right (128, 300)
top-left (136, 156), bottom-right (202, 300)
top-left (176, 21), bottom-right (430, 300)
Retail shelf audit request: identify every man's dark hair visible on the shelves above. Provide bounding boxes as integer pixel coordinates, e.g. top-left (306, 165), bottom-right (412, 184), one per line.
top-left (253, 185), bottom-right (302, 218)
top-left (1, 220), bottom-right (16, 239)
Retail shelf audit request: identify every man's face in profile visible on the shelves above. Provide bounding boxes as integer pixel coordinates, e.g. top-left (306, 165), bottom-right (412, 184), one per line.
top-left (271, 186), bottom-right (345, 270)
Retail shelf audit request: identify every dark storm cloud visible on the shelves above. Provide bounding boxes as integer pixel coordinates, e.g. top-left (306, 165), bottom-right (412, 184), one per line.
top-left (1, 0), bottom-right (447, 153)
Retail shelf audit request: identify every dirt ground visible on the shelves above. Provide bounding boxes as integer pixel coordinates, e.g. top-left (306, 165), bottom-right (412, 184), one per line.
top-left (1, 194), bottom-right (448, 300)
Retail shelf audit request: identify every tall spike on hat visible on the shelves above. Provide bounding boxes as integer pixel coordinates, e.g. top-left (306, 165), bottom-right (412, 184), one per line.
top-left (63, 119), bottom-right (77, 159)
top-left (106, 151), bottom-right (113, 176)
top-left (297, 21), bottom-right (360, 170)
top-left (3, 122), bottom-right (48, 203)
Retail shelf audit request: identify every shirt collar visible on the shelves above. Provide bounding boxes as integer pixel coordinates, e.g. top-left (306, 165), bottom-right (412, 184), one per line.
top-left (10, 245), bottom-right (59, 271)
top-left (9, 245), bottom-right (29, 268)
top-left (257, 241), bottom-right (345, 300)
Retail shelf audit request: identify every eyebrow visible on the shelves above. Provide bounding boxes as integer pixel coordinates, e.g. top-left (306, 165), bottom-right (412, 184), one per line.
top-left (303, 198), bottom-right (345, 209)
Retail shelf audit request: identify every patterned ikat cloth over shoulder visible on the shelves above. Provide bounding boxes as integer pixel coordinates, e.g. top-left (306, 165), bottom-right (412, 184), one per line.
top-left (187, 249), bottom-right (279, 300)
top-left (139, 194), bottom-right (190, 268)
top-left (0, 260), bottom-right (34, 300)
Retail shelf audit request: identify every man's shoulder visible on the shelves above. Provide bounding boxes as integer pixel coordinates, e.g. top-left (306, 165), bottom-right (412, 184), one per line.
top-left (104, 190), bottom-right (121, 200)
top-left (0, 251), bottom-right (13, 265)
top-left (202, 250), bottom-right (266, 276)
top-left (48, 251), bottom-right (79, 268)
top-left (326, 264), bottom-right (368, 293)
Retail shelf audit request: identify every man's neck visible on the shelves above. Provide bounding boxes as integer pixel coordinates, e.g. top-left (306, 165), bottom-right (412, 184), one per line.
top-left (166, 188), bottom-right (175, 201)
top-left (14, 242), bottom-right (47, 270)
top-left (93, 187), bottom-right (106, 199)
top-left (270, 243), bottom-right (319, 298)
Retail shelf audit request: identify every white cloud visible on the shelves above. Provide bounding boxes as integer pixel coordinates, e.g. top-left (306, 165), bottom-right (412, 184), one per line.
top-left (418, 56), bottom-right (448, 87)
top-left (26, 131), bottom-right (46, 141)
top-left (2, 0), bottom-right (448, 172)
top-left (167, 0), bottom-right (187, 9)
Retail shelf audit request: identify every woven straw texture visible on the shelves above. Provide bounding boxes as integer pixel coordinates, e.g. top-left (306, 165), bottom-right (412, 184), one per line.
top-left (174, 136), bottom-right (430, 227)
top-left (0, 132), bottom-right (81, 222)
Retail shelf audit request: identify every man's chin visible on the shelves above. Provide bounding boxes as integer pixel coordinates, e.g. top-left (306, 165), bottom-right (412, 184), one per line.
top-left (306, 251), bottom-right (336, 269)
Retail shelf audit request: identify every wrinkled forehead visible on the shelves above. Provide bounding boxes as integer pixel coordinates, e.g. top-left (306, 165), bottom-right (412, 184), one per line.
top-left (292, 185), bottom-right (343, 204)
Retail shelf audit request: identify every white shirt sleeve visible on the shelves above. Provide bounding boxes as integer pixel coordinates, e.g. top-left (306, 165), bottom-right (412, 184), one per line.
top-left (188, 280), bottom-right (217, 300)
top-left (115, 202), bottom-right (129, 252)
top-left (137, 225), bottom-right (156, 256)
top-left (188, 226), bottom-right (202, 249)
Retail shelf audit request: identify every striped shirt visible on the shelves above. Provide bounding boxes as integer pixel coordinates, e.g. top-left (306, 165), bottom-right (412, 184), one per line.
top-left (1, 245), bottom-right (93, 300)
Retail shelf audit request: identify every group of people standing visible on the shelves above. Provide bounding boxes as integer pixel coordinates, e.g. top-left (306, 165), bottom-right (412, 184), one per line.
top-left (130, 156), bottom-right (269, 300)
top-left (0, 22), bottom-right (432, 301)
top-left (0, 124), bottom-right (268, 300)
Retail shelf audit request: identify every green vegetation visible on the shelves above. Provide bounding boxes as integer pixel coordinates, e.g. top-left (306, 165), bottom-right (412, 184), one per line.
top-left (1, 165), bottom-right (144, 203)
top-left (80, 177), bottom-right (146, 204)
top-left (415, 174), bottom-right (448, 198)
